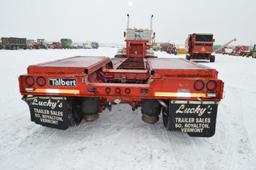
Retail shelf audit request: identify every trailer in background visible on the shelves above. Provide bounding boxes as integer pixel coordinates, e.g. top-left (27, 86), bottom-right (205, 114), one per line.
top-left (1, 37), bottom-right (27, 50)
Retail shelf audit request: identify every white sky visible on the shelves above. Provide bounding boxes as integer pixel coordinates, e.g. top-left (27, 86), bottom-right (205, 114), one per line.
top-left (0, 0), bottom-right (255, 45)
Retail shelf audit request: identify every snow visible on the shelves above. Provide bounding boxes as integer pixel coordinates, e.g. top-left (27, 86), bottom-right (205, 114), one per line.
top-left (0, 48), bottom-right (256, 170)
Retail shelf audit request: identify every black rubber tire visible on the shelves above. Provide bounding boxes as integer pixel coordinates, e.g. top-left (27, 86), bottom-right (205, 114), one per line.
top-left (81, 97), bottom-right (99, 121)
top-left (162, 108), bottom-right (172, 130)
top-left (71, 99), bottom-right (84, 124)
top-left (210, 55), bottom-right (215, 62)
top-left (186, 55), bottom-right (191, 60)
top-left (141, 99), bottom-right (161, 117)
top-left (142, 114), bottom-right (159, 124)
top-left (141, 99), bottom-right (161, 124)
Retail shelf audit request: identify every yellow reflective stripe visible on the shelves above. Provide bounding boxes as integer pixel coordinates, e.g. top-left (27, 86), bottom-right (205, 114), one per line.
top-left (155, 92), bottom-right (206, 98)
top-left (35, 89), bottom-right (80, 94)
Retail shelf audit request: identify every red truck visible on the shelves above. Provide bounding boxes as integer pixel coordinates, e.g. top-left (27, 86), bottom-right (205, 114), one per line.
top-left (186, 33), bottom-right (215, 62)
top-left (160, 43), bottom-right (177, 55)
top-left (18, 16), bottom-right (224, 137)
top-left (232, 46), bottom-right (250, 56)
top-left (48, 42), bottom-right (62, 49)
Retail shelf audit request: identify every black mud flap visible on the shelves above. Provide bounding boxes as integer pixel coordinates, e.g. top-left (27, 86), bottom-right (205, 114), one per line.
top-left (168, 101), bottom-right (218, 137)
top-left (23, 96), bottom-right (74, 130)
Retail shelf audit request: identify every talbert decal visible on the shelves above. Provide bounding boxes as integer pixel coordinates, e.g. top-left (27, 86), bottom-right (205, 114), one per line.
top-left (49, 78), bottom-right (76, 86)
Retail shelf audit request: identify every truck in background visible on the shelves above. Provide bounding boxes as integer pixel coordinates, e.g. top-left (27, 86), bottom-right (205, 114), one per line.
top-left (47, 42), bottom-right (62, 49)
top-left (33, 39), bottom-right (48, 49)
top-left (160, 43), bottom-right (177, 55)
top-left (232, 46), bottom-right (250, 56)
top-left (26, 39), bottom-right (35, 49)
top-left (186, 33), bottom-right (215, 62)
top-left (61, 39), bottom-right (73, 49)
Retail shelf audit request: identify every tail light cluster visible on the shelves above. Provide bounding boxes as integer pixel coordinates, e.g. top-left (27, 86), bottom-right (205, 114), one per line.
top-left (194, 80), bottom-right (217, 92)
top-left (105, 87), bottom-right (131, 95)
top-left (25, 76), bottom-right (46, 87)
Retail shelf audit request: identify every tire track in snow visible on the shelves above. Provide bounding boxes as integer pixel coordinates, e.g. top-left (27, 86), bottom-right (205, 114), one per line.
top-left (217, 86), bottom-right (256, 170)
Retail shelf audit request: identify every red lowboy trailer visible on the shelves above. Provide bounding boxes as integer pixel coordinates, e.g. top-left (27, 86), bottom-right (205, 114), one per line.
top-left (18, 15), bottom-right (224, 137)
top-left (186, 33), bottom-right (215, 62)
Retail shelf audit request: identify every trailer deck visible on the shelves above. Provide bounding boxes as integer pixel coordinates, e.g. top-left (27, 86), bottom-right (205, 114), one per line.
top-left (28, 56), bottom-right (111, 74)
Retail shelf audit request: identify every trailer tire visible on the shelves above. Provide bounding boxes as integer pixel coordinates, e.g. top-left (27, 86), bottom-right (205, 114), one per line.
top-left (210, 55), bottom-right (215, 62)
top-left (141, 99), bottom-right (161, 124)
top-left (186, 55), bottom-right (191, 60)
top-left (81, 97), bottom-right (100, 122)
top-left (71, 98), bottom-right (84, 124)
top-left (162, 107), bottom-right (172, 130)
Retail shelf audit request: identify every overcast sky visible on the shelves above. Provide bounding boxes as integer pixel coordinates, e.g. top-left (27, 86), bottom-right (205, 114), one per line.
top-left (1, 0), bottom-right (255, 45)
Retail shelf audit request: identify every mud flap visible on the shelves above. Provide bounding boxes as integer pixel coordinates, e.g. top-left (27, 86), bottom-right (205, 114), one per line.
top-left (168, 101), bottom-right (218, 137)
top-left (23, 96), bottom-right (74, 130)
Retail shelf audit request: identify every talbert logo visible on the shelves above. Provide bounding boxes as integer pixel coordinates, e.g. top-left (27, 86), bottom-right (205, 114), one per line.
top-left (49, 78), bottom-right (76, 86)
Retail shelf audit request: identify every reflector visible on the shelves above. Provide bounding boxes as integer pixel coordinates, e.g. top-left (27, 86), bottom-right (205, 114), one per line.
top-left (36, 77), bottom-right (46, 87)
top-left (194, 80), bottom-right (204, 91)
top-left (25, 76), bottom-right (34, 86)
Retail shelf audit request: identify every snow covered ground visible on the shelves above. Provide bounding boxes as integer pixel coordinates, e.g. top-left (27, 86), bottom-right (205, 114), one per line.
top-left (0, 48), bottom-right (256, 170)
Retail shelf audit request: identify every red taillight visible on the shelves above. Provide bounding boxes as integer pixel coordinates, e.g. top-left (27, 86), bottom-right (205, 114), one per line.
top-left (115, 88), bottom-right (121, 94)
top-left (194, 80), bottom-right (205, 91)
top-left (36, 77), bottom-right (46, 87)
top-left (125, 88), bottom-right (131, 94)
top-left (206, 80), bottom-right (217, 91)
top-left (105, 87), bottom-right (111, 94)
top-left (25, 76), bottom-right (34, 86)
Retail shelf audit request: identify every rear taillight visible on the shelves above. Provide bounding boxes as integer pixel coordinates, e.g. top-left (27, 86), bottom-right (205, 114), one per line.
top-left (194, 80), bottom-right (205, 91)
top-left (206, 80), bottom-right (217, 91)
top-left (115, 88), bottom-right (121, 94)
top-left (125, 88), bottom-right (131, 94)
top-left (105, 87), bottom-right (111, 94)
top-left (36, 77), bottom-right (46, 87)
top-left (25, 76), bottom-right (34, 86)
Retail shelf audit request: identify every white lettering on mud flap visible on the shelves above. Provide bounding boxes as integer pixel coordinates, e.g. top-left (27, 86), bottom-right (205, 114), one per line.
top-left (24, 96), bottom-right (71, 130)
top-left (31, 98), bottom-right (63, 110)
top-left (169, 102), bottom-right (218, 137)
top-left (176, 104), bottom-right (213, 117)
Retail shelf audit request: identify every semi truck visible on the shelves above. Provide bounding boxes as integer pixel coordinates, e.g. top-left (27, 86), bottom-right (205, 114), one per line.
top-left (18, 15), bottom-right (224, 137)
top-left (33, 39), bottom-right (48, 49)
top-left (186, 34), bottom-right (215, 62)
top-left (61, 39), bottom-right (73, 49)
top-left (1, 37), bottom-right (27, 50)
top-left (160, 43), bottom-right (177, 55)
top-left (232, 46), bottom-right (250, 57)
